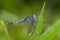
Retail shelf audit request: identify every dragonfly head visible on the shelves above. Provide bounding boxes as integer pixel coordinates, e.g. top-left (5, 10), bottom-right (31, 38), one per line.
top-left (32, 15), bottom-right (36, 21)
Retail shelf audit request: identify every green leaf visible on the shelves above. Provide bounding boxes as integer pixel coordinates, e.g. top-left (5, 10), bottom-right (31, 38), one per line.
top-left (0, 20), bottom-right (11, 40)
top-left (36, 1), bottom-right (46, 33)
top-left (38, 19), bottom-right (60, 40)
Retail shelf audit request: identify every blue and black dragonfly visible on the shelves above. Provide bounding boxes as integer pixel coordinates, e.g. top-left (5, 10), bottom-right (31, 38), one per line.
top-left (8, 14), bottom-right (36, 26)
top-left (7, 14), bottom-right (36, 36)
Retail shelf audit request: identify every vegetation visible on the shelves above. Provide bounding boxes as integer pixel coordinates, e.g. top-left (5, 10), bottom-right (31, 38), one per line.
top-left (0, 0), bottom-right (60, 40)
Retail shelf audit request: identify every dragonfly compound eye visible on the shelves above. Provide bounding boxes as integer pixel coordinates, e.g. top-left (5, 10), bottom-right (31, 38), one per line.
top-left (32, 15), bottom-right (36, 21)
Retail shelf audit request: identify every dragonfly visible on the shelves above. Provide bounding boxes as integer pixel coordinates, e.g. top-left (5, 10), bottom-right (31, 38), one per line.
top-left (8, 14), bottom-right (36, 26)
top-left (7, 14), bottom-right (36, 36)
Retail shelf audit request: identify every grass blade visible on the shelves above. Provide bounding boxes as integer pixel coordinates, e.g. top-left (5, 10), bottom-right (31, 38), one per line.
top-left (0, 20), bottom-right (11, 40)
top-left (38, 19), bottom-right (60, 40)
top-left (36, 1), bottom-right (46, 33)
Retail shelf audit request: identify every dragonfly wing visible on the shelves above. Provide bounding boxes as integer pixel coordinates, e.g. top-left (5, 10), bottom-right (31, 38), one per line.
top-left (16, 16), bottom-right (31, 23)
top-left (24, 16), bottom-right (31, 21)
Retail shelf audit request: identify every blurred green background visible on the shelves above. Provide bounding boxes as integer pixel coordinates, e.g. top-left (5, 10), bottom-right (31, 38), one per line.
top-left (0, 0), bottom-right (60, 40)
